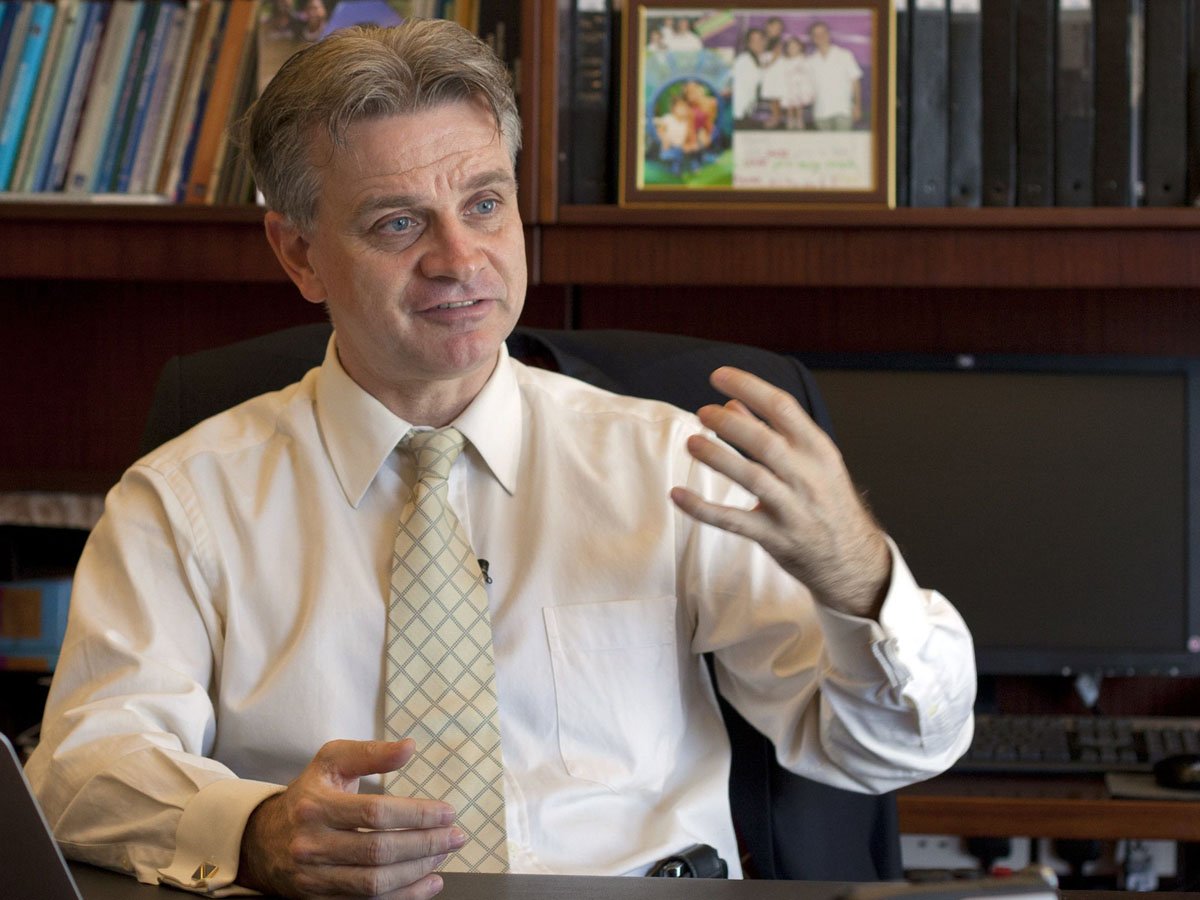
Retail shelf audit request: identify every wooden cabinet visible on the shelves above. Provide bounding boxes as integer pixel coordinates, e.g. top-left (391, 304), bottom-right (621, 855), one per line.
top-left (4, 5), bottom-right (1200, 492)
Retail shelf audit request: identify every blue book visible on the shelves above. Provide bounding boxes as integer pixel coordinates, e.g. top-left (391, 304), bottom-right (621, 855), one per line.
top-left (0, 2), bottom-right (35, 124)
top-left (93, 0), bottom-right (154, 191)
top-left (44, 0), bottom-right (105, 190)
top-left (0, 3), bottom-right (17, 76)
top-left (114, 0), bottom-right (177, 192)
top-left (172, 0), bottom-right (230, 201)
top-left (0, 0), bottom-right (56, 189)
top-left (29, 0), bottom-right (92, 191)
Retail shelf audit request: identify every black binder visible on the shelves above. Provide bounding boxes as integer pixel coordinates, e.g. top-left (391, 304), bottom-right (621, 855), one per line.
top-left (1142, 0), bottom-right (1187, 206)
top-left (1055, 0), bottom-right (1094, 206)
top-left (1016, 0), bottom-right (1055, 205)
top-left (948, 0), bottom-right (982, 206)
top-left (566, 0), bottom-right (616, 205)
top-left (895, 0), bottom-right (911, 206)
top-left (1190, 0), bottom-right (1200, 203)
top-left (1093, 0), bottom-right (1141, 206)
top-left (980, 0), bottom-right (1017, 205)
top-left (909, 0), bottom-right (949, 206)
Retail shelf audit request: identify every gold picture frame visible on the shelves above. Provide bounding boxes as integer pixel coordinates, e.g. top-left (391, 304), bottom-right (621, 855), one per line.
top-left (619, 0), bottom-right (893, 208)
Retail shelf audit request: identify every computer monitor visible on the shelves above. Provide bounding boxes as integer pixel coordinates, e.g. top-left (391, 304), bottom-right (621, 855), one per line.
top-left (799, 353), bottom-right (1200, 677)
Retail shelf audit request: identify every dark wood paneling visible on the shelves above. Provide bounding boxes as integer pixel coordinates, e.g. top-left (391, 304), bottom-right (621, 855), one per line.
top-left (0, 281), bottom-right (567, 493)
top-left (541, 208), bottom-right (1200, 288)
top-left (572, 285), bottom-right (1200, 356)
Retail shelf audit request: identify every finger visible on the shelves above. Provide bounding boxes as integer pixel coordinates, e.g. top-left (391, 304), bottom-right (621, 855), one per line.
top-left (316, 863), bottom-right (445, 899)
top-left (315, 739), bottom-right (417, 783)
top-left (696, 403), bottom-right (778, 465)
top-left (709, 367), bottom-right (822, 445)
top-left (683, 432), bottom-right (781, 506)
top-left (670, 486), bottom-right (761, 541)
top-left (724, 398), bottom-right (752, 417)
top-left (289, 823), bottom-right (466, 867)
top-left (321, 792), bottom-right (458, 832)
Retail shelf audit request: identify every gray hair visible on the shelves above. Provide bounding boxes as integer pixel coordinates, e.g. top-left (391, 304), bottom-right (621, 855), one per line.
top-left (237, 19), bottom-right (521, 230)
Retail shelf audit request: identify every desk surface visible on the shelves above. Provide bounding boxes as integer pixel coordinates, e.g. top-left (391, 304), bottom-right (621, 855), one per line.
top-left (898, 774), bottom-right (1200, 841)
top-left (67, 865), bottom-right (1190, 900)
top-left (69, 866), bottom-right (827, 900)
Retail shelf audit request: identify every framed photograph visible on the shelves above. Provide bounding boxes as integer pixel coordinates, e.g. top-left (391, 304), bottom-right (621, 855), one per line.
top-left (619, 0), bottom-right (893, 208)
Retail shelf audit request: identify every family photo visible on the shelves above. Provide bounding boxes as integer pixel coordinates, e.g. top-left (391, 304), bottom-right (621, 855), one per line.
top-left (633, 4), bottom-right (883, 198)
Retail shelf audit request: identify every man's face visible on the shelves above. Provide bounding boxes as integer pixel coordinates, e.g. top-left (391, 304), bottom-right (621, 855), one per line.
top-left (278, 101), bottom-right (526, 414)
top-left (748, 30), bottom-right (765, 54)
top-left (811, 24), bottom-right (831, 51)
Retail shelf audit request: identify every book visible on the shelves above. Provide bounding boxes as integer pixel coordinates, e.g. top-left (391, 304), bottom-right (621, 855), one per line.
top-left (0, 1), bottom-right (57, 190)
top-left (128, 0), bottom-right (195, 193)
top-left (1092, 0), bottom-right (1141, 205)
top-left (1054, 0), bottom-right (1093, 206)
top-left (1015, 0), bottom-right (1055, 206)
top-left (947, 0), bottom-right (982, 206)
top-left (94, 0), bottom-right (160, 192)
top-left (909, 0), bottom-right (949, 206)
top-left (476, 0), bottom-right (521, 94)
top-left (63, 0), bottom-right (144, 192)
top-left (1141, 0), bottom-right (1186, 206)
top-left (0, 3), bottom-right (37, 131)
top-left (1190, 0), bottom-right (1200, 203)
top-left (156, 0), bottom-right (219, 196)
top-left (182, 0), bottom-right (255, 203)
top-left (565, 0), bottom-right (615, 205)
top-left (10, 0), bottom-right (76, 192)
top-left (113, 0), bottom-right (179, 192)
top-left (169, 0), bottom-right (230, 199)
top-left (18, 0), bottom-right (87, 191)
top-left (41, 0), bottom-right (105, 190)
top-left (894, 0), bottom-right (910, 206)
top-left (0, 4), bottom-right (19, 76)
top-left (207, 3), bottom-right (257, 202)
top-left (980, 0), bottom-right (1017, 205)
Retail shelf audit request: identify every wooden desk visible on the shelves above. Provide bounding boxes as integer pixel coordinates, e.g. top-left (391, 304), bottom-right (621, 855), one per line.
top-left (897, 774), bottom-right (1200, 842)
top-left (66, 864), bottom-right (1188, 900)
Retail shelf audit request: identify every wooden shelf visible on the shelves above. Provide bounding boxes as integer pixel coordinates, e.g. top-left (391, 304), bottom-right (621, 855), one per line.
top-left (540, 206), bottom-right (1200, 288)
top-left (4, 203), bottom-right (1200, 289)
top-left (898, 773), bottom-right (1200, 842)
top-left (0, 203), bottom-right (281, 282)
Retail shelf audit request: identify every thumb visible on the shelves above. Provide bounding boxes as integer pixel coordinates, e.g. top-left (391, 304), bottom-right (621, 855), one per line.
top-left (313, 739), bottom-right (416, 788)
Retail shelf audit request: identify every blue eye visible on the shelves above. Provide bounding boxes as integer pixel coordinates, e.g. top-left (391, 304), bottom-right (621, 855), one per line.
top-left (382, 216), bottom-right (413, 233)
top-left (474, 198), bottom-right (498, 215)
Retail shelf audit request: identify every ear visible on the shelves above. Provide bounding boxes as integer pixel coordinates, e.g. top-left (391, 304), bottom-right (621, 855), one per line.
top-left (264, 211), bottom-right (327, 304)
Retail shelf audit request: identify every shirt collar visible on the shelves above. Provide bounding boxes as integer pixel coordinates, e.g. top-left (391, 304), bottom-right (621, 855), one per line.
top-left (315, 334), bottom-right (522, 507)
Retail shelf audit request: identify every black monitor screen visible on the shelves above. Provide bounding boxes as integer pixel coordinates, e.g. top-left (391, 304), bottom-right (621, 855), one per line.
top-left (802, 354), bottom-right (1200, 676)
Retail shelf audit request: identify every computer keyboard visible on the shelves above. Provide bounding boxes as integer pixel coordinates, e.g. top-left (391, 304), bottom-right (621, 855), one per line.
top-left (953, 713), bottom-right (1200, 774)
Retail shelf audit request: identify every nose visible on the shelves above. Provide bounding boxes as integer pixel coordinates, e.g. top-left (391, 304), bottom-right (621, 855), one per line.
top-left (419, 218), bottom-right (485, 282)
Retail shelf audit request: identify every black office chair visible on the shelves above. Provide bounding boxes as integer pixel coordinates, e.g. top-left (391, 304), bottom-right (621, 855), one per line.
top-left (141, 323), bottom-right (903, 882)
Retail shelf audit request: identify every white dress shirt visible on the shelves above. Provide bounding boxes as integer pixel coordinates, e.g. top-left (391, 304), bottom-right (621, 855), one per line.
top-left (27, 337), bottom-right (976, 895)
top-left (807, 44), bottom-right (862, 121)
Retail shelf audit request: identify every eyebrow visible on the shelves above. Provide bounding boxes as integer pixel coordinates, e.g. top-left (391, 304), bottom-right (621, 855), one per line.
top-left (353, 168), bottom-right (518, 221)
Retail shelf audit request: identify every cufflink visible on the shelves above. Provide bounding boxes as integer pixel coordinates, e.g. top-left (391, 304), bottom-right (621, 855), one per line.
top-left (192, 861), bottom-right (219, 886)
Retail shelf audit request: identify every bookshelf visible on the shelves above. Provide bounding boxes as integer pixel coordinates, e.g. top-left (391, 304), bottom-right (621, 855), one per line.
top-left (3, 6), bottom-right (1200, 854)
top-left (1, 0), bottom-right (1200, 498)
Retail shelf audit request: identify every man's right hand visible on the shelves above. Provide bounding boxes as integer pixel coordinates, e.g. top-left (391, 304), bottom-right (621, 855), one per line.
top-left (237, 739), bottom-right (464, 898)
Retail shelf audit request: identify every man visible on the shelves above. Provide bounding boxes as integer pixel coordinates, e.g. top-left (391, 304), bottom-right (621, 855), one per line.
top-left (806, 20), bottom-right (863, 131)
top-left (27, 19), bottom-right (975, 900)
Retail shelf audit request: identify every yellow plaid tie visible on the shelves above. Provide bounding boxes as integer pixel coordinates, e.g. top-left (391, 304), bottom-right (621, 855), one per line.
top-left (384, 427), bottom-right (509, 872)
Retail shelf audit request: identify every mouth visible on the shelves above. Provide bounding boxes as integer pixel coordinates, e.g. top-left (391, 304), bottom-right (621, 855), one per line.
top-left (434, 299), bottom-right (482, 310)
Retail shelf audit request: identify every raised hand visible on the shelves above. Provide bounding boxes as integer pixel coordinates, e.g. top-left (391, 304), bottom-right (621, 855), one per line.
top-left (670, 366), bottom-right (891, 618)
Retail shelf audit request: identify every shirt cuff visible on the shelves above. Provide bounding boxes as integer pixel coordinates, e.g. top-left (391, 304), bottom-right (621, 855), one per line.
top-left (158, 778), bottom-right (285, 896)
top-left (812, 536), bottom-right (926, 687)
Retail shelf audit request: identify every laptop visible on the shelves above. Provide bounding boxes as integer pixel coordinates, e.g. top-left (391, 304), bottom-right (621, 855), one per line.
top-left (0, 730), bottom-right (84, 899)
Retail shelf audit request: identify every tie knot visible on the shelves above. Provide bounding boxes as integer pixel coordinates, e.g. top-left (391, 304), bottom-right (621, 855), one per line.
top-left (403, 427), bottom-right (466, 482)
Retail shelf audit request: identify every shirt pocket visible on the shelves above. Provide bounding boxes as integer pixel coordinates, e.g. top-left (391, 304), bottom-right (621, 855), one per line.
top-left (543, 596), bottom-right (682, 794)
